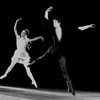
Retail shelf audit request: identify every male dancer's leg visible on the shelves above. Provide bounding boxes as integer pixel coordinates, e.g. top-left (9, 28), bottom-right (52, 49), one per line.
top-left (58, 55), bottom-right (75, 96)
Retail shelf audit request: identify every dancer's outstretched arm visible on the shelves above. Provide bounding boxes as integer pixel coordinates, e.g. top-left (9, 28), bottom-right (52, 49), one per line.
top-left (14, 17), bottom-right (22, 38)
top-left (29, 36), bottom-right (44, 42)
top-left (78, 24), bottom-right (95, 31)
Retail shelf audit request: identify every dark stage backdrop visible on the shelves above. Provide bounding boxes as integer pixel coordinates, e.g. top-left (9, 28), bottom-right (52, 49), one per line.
top-left (0, 0), bottom-right (99, 92)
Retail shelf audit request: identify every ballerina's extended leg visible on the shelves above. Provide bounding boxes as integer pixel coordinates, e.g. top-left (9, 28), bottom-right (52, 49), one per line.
top-left (23, 61), bottom-right (38, 88)
top-left (0, 59), bottom-right (18, 79)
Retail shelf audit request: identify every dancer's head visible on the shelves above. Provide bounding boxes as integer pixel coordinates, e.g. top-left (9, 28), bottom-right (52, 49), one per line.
top-left (21, 29), bottom-right (29, 39)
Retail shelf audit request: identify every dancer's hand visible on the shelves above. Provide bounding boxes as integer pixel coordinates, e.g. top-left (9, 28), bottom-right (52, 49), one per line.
top-left (40, 36), bottom-right (44, 42)
top-left (27, 44), bottom-right (31, 49)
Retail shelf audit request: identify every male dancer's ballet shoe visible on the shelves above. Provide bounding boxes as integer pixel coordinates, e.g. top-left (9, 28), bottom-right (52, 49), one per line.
top-left (66, 81), bottom-right (76, 96)
top-left (68, 86), bottom-right (75, 96)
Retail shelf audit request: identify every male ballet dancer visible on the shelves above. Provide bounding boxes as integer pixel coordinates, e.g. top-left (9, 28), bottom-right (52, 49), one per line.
top-left (30, 16), bottom-right (75, 96)
top-left (51, 19), bottom-right (75, 96)
top-left (45, 8), bottom-right (75, 95)
top-left (0, 18), bottom-right (44, 88)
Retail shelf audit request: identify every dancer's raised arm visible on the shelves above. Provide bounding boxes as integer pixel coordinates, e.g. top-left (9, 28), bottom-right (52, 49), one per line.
top-left (28, 36), bottom-right (44, 42)
top-left (45, 6), bottom-right (53, 20)
top-left (14, 17), bottom-right (22, 38)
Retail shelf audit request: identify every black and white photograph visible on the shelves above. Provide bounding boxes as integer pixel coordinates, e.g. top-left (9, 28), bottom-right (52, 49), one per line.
top-left (0, 0), bottom-right (99, 100)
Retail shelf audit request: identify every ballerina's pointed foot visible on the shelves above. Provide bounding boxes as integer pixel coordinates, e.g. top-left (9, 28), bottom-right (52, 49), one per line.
top-left (0, 74), bottom-right (7, 79)
top-left (31, 81), bottom-right (38, 88)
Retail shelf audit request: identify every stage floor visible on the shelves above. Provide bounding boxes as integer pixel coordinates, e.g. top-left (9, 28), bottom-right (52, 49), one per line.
top-left (0, 85), bottom-right (100, 100)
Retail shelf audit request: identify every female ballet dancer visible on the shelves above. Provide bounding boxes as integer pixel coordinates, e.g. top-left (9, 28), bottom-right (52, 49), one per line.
top-left (0, 18), bottom-right (44, 88)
